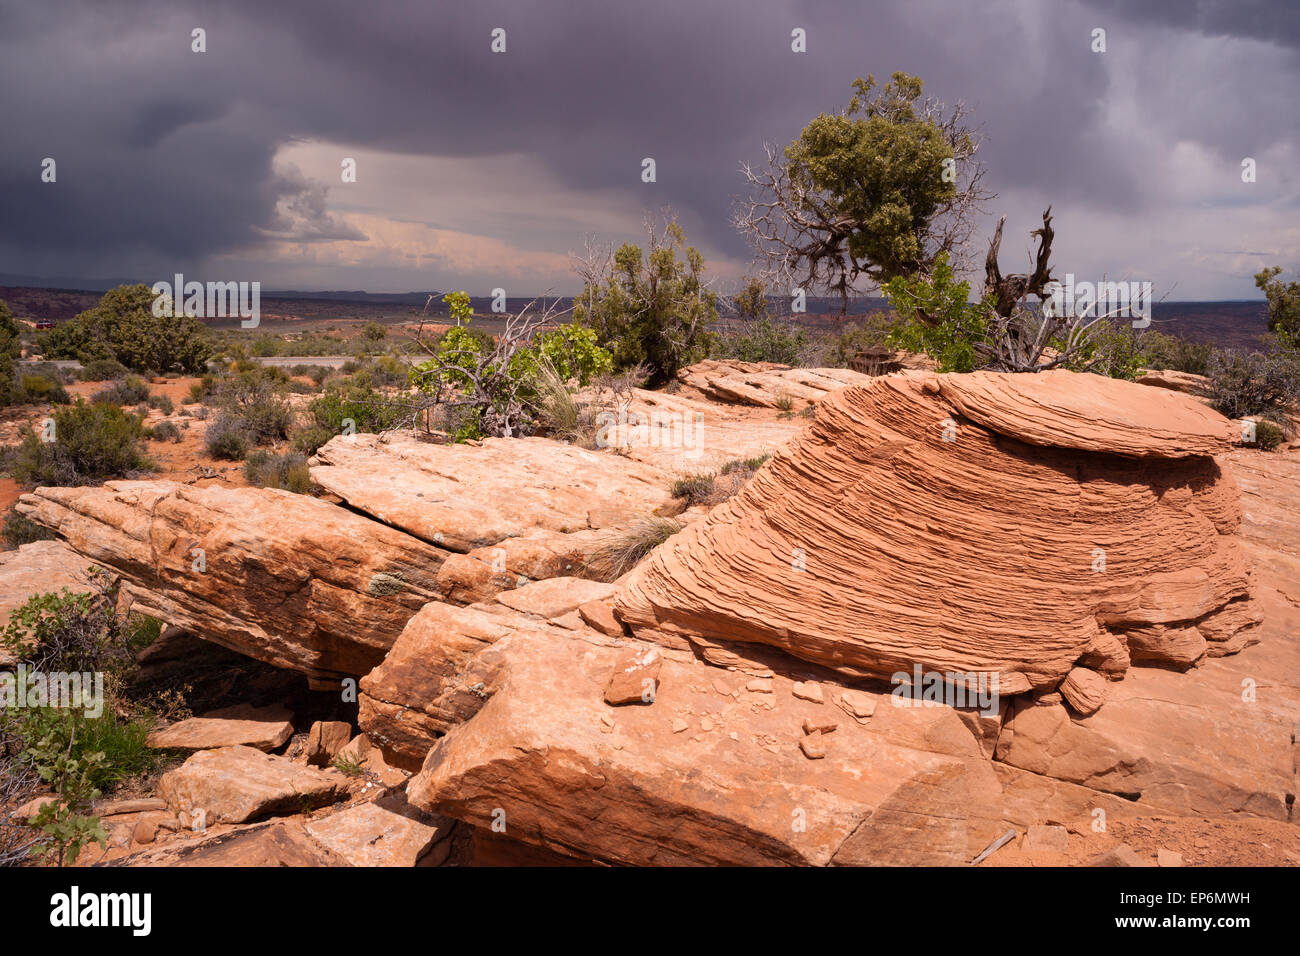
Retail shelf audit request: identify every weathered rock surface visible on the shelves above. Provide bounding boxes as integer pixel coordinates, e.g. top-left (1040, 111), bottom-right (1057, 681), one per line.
top-left (15, 481), bottom-right (445, 682)
top-left (157, 746), bottom-right (347, 824)
top-left (405, 629), bottom-right (1010, 866)
top-left (1137, 369), bottom-right (1211, 395)
top-left (304, 799), bottom-right (455, 867)
top-left (615, 370), bottom-right (1259, 699)
top-left (310, 431), bottom-right (675, 551)
top-left (586, 386), bottom-right (802, 473)
top-left (302, 720), bottom-right (353, 767)
top-left (0, 540), bottom-right (105, 664)
top-left (146, 704), bottom-right (295, 752)
top-left (676, 359), bottom-right (873, 409)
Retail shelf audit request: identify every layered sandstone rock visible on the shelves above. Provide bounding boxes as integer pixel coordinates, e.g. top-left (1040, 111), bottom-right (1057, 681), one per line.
top-left (614, 370), bottom-right (1260, 701)
top-left (14, 481), bottom-right (445, 683)
top-left (676, 359), bottom-right (873, 409)
top-left (309, 432), bottom-right (676, 551)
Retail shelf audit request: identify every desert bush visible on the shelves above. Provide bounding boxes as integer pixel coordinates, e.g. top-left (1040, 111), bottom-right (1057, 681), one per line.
top-left (243, 449), bottom-right (313, 494)
top-left (211, 368), bottom-right (294, 444)
top-left (298, 378), bottom-right (408, 453)
top-left (75, 358), bottom-right (129, 382)
top-left (203, 412), bottom-right (250, 460)
top-left (671, 473), bottom-right (717, 505)
top-left (9, 372), bottom-right (71, 406)
top-left (2, 507), bottom-right (57, 548)
top-left (884, 253), bottom-right (990, 372)
top-left (0, 580), bottom-right (166, 866)
top-left (9, 402), bottom-right (151, 486)
top-left (362, 321), bottom-right (387, 342)
top-left (1065, 320), bottom-right (1147, 381)
top-left (1206, 349), bottom-right (1300, 420)
top-left (1139, 331), bottom-right (1216, 376)
top-left (91, 375), bottom-right (150, 406)
top-left (0, 299), bottom-right (22, 408)
top-left (147, 420), bottom-right (181, 443)
top-left (1249, 419), bottom-right (1287, 451)
top-left (714, 317), bottom-right (807, 365)
top-left (671, 454), bottom-right (771, 507)
top-left (1256, 266), bottom-right (1300, 349)
top-left (573, 218), bottom-right (717, 384)
top-left (147, 393), bottom-right (175, 415)
top-left (0, 571), bottom-right (133, 676)
top-left (41, 284), bottom-right (212, 374)
top-left (583, 516), bottom-right (683, 582)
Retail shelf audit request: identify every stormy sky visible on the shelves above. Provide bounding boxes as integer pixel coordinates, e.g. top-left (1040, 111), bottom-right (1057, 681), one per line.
top-left (1, 0), bottom-right (1296, 299)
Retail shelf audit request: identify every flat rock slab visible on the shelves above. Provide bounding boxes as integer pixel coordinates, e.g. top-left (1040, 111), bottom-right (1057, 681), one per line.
top-left (305, 801), bottom-right (454, 867)
top-left (157, 745), bottom-right (347, 824)
top-left (147, 704), bottom-right (295, 752)
top-left (676, 360), bottom-right (873, 410)
top-left (310, 432), bottom-right (676, 551)
top-left (407, 630), bottom-right (1010, 866)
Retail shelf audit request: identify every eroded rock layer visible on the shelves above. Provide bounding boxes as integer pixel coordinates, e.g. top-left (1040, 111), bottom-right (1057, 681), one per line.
top-left (14, 481), bottom-right (446, 683)
top-left (614, 370), bottom-right (1259, 699)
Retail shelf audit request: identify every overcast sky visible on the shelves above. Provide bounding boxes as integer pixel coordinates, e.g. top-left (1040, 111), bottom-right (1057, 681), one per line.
top-left (2, 0), bottom-right (1296, 299)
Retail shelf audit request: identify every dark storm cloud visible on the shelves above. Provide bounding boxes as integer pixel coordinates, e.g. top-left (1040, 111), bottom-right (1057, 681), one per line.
top-left (0, 0), bottom-right (1295, 289)
top-left (1077, 0), bottom-right (1300, 51)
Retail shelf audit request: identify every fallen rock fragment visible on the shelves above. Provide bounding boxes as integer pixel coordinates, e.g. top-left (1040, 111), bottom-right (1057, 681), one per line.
top-left (1022, 824), bottom-right (1070, 853)
top-left (146, 704), bottom-right (295, 753)
top-left (157, 746), bottom-right (346, 824)
top-left (799, 732), bottom-right (828, 759)
top-left (1086, 843), bottom-right (1152, 867)
top-left (1059, 667), bottom-right (1108, 717)
top-left (603, 646), bottom-right (662, 705)
top-left (838, 690), bottom-right (877, 721)
top-left (302, 720), bottom-right (353, 767)
top-left (304, 801), bottom-right (455, 867)
top-left (792, 681), bottom-right (824, 704)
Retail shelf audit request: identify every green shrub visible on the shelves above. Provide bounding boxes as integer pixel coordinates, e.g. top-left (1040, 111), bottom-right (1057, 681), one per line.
top-left (0, 299), bottom-right (22, 408)
top-left (148, 393), bottom-right (175, 415)
top-left (9, 402), bottom-right (151, 486)
top-left (76, 358), bottom-right (129, 382)
top-left (671, 473), bottom-right (717, 505)
top-left (10, 373), bottom-right (71, 405)
top-left (148, 420), bottom-right (181, 443)
top-left (41, 284), bottom-right (212, 374)
top-left (714, 317), bottom-right (808, 365)
top-left (243, 449), bottom-right (313, 494)
top-left (1207, 350), bottom-right (1300, 420)
top-left (1139, 331), bottom-right (1216, 376)
top-left (212, 368), bottom-right (294, 443)
top-left (573, 219), bottom-right (717, 384)
top-left (91, 375), bottom-right (150, 406)
top-left (884, 253), bottom-right (990, 373)
top-left (203, 412), bottom-right (250, 460)
top-left (300, 378), bottom-right (406, 453)
top-left (2, 507), bottom-right (57, 548)
top-left (1251, 419), bottom-right (1287, 451)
